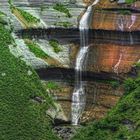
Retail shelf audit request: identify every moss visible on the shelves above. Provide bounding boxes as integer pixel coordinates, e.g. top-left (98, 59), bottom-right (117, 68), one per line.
top-left (49, 39), bottom-right (62, 53)
top-left (24, 40), bottom-right (49, 58)
top-left (0, 16), bottom-right (59, 140)
top-left (53, 3), bottom-right (72, 18)
top-left (11, 6), bottom-right (40, 24)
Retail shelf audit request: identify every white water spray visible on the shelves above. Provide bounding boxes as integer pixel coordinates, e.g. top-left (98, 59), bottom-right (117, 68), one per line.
top-left (71, 0), bottom-right (100, 125)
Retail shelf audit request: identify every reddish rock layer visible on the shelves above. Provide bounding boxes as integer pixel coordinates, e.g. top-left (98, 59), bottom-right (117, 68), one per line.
top-left (95, 0), bottom-right (140, 9)
top-left (92, 11), bottom-right (140, 31)
top-left (87, 44), bottom-right (140, 73)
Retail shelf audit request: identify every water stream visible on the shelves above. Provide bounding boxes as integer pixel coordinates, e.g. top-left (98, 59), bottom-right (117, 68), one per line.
top-left (71, 0), bottom-right (100, 125)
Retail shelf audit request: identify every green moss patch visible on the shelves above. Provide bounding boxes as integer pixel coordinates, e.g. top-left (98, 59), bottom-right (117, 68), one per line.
top-left (49, 39), bottom-right (62, 53)
top-left (25, 40), bottom-right (49, 59)
top-left (12, 6), bottom-right (40, 24)
top-left (53, 3), bottom-right (72, 18)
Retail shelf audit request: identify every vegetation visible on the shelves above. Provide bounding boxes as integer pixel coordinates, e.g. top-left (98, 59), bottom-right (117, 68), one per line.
top-left (53, 3), bottom-right (72, 18)
top-left (11, 6), bottom-right (40, 24)
top-left (119, 9), bottom-right (132, 15)
top-left (54, 21), bottom-right (73, 28)
top-left (49, 39), bottom-right (62, 53)
top-left (0, 15), bottom-right (59, 140)
top-left (135, 62), bottom-right (140, 67)
top-left (125, 0), bottom-right (136, 4)
top-left (72, 72), bottom-right (140, 140)
top-left (25, 40), bottom-right (49, 58)
top-left (46, 81), bottom-right (59, 90)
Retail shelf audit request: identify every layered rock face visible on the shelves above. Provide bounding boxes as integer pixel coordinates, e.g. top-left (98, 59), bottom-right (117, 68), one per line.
top-left (44, 80), bottom-right (123, 123)
top-left (3, 0), bottom-right (140, 124)
top-left (87, 0), bottom-right (140, 74)
top-left (87, 43), bottom-right (140, 73)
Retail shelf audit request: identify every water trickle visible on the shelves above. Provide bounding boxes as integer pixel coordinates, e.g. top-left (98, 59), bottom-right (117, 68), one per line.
top-left (71, 0), bottom-right (100, 125)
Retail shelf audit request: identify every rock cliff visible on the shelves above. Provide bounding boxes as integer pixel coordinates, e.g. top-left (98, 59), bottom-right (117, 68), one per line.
top-left (2, 0), bottom-right (140, 124)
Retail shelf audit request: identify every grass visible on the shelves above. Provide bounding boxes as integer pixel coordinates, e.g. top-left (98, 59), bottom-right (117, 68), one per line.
top-left (54, 21), bottom-right (73, 28)
top-left (72, 70), bottom-right (140, 140)
top-left (49, 39), bottom-right (62, 53)
top-left (0, 15), bottom-right (59, 140)
top-left (53, 3), bottom-right (72, 18)
top-left (24, 40), bottom-right (49, 58)
top-left (11, 6), bottom-right (40, 24)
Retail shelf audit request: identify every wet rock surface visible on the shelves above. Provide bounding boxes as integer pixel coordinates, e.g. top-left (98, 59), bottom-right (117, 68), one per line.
top-left (53, 125), bottom-right (78, 140)
top-left (43, 79), bottom-right (124, 123)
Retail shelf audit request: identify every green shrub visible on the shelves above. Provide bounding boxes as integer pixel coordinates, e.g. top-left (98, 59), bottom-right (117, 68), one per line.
top-left (110, 81), bottom-right (120, 89)
top-left (46, 82), bottom-right (59, 90)
top-left (125, 0), bottom-right (136, 4)
top-left (119, 10), bottom-right (131, 15)
top-left (0, 17), bottom-right (59, 140)
top-left (53, 3), bottom-right (72, 18)
top-left (25, 40), bottom-right (49, 58)
top-left (123, 78), bottom-right (137, 92)
top-left (49, 39), bottom-right (62, 53)
top-left (12, 7), bottom-right (40, 24)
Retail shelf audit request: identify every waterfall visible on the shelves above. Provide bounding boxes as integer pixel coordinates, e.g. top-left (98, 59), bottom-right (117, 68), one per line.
top-left (71, 0), bottom-right (100, 125)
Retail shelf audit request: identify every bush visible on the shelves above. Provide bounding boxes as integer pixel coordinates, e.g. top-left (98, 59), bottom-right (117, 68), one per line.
top-left (12, 6), bottom-right (40, 24)
top-left (25, 40), bottom-right (49, 58)
top-left (49, 39), bottom-right (62, 53)
top-left (46, 82), bottom-right (59, 90)
top-left (123, 78), bottom-right (137, 92)
top-left (53, 3), bottom-right (72, 18)
top-left (0, 18), bottom-right (59, 140)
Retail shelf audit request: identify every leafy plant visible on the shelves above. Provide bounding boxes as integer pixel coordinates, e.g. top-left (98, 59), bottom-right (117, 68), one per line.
top-left (0, 16), bottom-right (59, 140)
top-left (53, 3), bottom-right (72, 18)
top-left (46, 82), bottom-right (59, 90)
top-left (125, 0), bottom-right (136, 4)
top-left (49, 39), bottom-right (62, 53)
top-left (12, 6), bottom-right (40, 24)
top-left (25, 40), bottom-right (49, 58)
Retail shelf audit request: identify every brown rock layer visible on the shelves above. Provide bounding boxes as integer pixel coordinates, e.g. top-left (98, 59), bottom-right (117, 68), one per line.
top-left (45, 81), bottom-right (124, 123)
top-left (92, 11), bottom-right (140, 31)
top-left (87, 44), bottom-right (140, 73)
top-left (95, 0), bottom-right (140, 9)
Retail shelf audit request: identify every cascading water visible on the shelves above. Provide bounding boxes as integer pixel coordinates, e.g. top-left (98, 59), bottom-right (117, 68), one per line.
top-left (71, 0), bottom-right (100, 125)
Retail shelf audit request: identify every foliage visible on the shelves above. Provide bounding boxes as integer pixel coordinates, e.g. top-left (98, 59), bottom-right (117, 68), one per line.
top-left (72, 74), bottom-right (140, 140)
top-left (125, 0), bottom-right (136, 4)
top-left (119, 10), bottom-right (131, 15)
top-left (0, 19), bottom-right (59, 140)
top-left (123, 78), bottom-right (137, 92)
top-left (110, 81), bottom-right (120, 89)
top-left (25, 40), bottom-right (49, 58)
top-left (46, 81), bottom-right (59, 90)
top-left (54, 21), bottom-right (73, 28)
top-left (49, 39), bottom-right (62, 53)
top-left (135, 62), bottom-right (140, 67)
top-left (12, 6), bottom-right (40, 24)
top-left (53, 3), bottom-right (72, 18)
